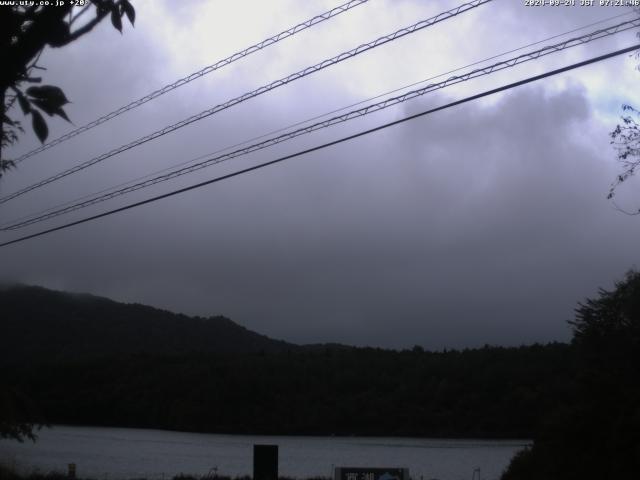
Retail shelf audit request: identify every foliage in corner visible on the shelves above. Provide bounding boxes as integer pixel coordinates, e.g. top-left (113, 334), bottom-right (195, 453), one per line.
top-left (609, 105), bottom-right (640, 214)
top-left (501, 270), bottom-right (640, 480)
top-left (0, 0), bottom-right (135, 439)
top-left (608, 29), bottom-right (640, 214)
top-left (0, 387), bottom-right (45, 443)
top-left (0, 0), bottom-right (135, 177)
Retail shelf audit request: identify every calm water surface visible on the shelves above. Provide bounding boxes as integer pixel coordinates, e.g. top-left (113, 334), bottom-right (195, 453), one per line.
top-left (0, 426), bottom-right (529, 480)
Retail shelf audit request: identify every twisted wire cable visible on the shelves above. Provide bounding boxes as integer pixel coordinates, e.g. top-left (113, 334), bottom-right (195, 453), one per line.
top-left (13, 0), bottom-right (371, 164)
top-left (2, 10), bottom-right (633, 230)
top-left (0, 0), bottom-right (492, 206)
top-left (4, 16), bottom-right (635, 231)
top-left (1, 44), bottom-right (638, 249)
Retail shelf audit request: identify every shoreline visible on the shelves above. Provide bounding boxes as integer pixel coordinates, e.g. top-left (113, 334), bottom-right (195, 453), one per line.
top-left (29, 424), bottom-right (534, 445)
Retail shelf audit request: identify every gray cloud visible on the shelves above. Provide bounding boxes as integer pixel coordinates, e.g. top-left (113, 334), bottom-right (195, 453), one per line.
top-left (4, 82), bottom-right (640, 349)
top-left (1, 1), bottom-right (639, 350)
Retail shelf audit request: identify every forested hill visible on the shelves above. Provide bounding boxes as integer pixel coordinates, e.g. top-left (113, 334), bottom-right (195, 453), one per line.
top-left (1, 284), bottom-right (575, 439)
top-left (0, 285), bottom-right (295, 363)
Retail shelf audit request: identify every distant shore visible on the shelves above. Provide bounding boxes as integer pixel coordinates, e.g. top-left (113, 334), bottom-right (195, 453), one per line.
top-left (1, 427), bottom-right (524, 480)
top-left (1, 464), bottom-right (330, 480)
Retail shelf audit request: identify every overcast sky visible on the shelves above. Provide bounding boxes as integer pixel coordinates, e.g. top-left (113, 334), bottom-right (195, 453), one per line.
top-left (2, 0), bottom-right (640, 349)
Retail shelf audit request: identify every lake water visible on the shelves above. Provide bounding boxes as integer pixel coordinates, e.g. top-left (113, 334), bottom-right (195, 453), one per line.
top-left (0, 426), bottom-right (529, 480)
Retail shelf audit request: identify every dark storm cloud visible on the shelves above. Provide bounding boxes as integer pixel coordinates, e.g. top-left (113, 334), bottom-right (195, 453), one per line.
top-left (1, 0), bottom-right (639, 349)
top-left (4, 80), bottom-right (640, 349)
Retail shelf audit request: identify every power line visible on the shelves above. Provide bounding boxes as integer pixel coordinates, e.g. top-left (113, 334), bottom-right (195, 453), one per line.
top-left (12, 0), bottom-right (371, 164)
top-left (4, 16), bottom-right (635, 229)
top-left (19, 8), bottom-right (629, 227)
top-left (40, 1), bottom-right (634, 230)
top-left (12, 8), bottom-right (634, 228)
top-left (0, 0), bottom-right (492, 206)
top-left (1, 44), bottom-right (637, 249)
top-left (4, 17), bottom-right (637, 231)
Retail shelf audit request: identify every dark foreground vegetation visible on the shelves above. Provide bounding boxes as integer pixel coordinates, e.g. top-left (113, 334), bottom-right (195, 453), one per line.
top-left (0, 286), bottom-right (573, 439)
top-left (1, 271), bottom-right (639, 479)
top-left (500, 270), bottom-right (640, 480)
top-left (0, 464), bottom-right (324, 480)
top-left (5, 342), bottom-right (573, 439)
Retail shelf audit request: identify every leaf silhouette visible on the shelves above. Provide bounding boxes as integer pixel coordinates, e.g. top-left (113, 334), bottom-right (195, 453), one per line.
top-left (53, 107), bottom-right (71, 123)
top-left (31, 99), bottom-right (71, 123)
top-left (31, 110), bottom-right (48, 143)
top-left (46, 21), bottom-right (71, 47)
top-left (26, 85), bottom-right (69, 107)
top-left (121, 0), bottom-right (135, 25)
top-left (16, 91), bottom-right (31, 115)
top-left (111, 7), bottom-right (123, 33)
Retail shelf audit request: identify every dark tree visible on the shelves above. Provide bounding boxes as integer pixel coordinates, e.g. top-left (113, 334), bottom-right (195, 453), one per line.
top-left (502, 270), bottom-right (640, 480)
top-left (0, 386), bottom-right (44, 442)
top-left (1, 286), bottom-right (575, 441)
top-left (0, 0), bottom-right (134, 440)
top-left (571, 270), bottom-right (640, 351)
top-left (609, 105), bottom-right (640, 214)
top-left (0, 0), bottom-right (135, 177)
top-left (608, 28), bottom-right (640, 214)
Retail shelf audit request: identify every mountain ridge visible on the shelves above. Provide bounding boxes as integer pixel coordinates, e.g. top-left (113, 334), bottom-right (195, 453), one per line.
top-left (0, 284), bottom-right (297, 363)
top-left (1, 284), bottom-right (576, 439)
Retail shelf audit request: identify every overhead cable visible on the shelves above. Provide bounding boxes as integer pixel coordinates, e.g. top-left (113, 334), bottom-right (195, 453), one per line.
top-left (1, 44), bottom-right (637, 249)
top-left (12, 0), bottom-right (371, 164)
top-left (0, 0), bottom-right (492, 206)
top-left (3, 17), bottom-right (638, 231)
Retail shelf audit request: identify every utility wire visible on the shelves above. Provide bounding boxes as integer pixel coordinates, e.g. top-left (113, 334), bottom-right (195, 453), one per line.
top-left (10, 10), bottom-right (634, 227)
top-left (0, 0), bottom-right (492, 206)
top-left (9, 8), bottom-right (628, 229)
top-left (1, 44), bottom-right (637, 249)
top-left (3, 7), bottom-right (633, 231)
top-left (3, 17), bottom-right (637, 231)
top-left (12, 0), bottom-right (371, 164)
top-left (3, 8), bottom-right (633, 175)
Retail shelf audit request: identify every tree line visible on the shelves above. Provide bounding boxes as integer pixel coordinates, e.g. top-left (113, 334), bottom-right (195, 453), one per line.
top-left (4, 342), bottom-right (573, 439)
top-left (2, 270), bottom-right (639, 479)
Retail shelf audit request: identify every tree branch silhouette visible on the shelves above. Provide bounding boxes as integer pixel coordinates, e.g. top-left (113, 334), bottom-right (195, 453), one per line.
top-left (0, 0), bottom-right (135, 178)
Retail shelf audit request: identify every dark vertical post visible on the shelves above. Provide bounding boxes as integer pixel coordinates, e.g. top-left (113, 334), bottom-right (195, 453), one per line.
top-left (253, 444), bottom-right (278, 480)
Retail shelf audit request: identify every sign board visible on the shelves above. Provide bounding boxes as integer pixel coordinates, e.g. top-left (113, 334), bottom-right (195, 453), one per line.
top-left (253, 444), bottom-right (278, 480)
top-left (335, 467), bottom-right (409, 480)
